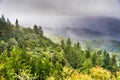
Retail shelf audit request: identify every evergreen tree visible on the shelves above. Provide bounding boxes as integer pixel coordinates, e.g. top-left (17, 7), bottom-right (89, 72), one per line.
top-left (92, 50), bottom-right (103, 66)
top-left (85, 50), bottom-right (90, 58)
top-left (92, 53), bottom-right (97, 66)
top-left (39, 26), bottom-right (44, 36)
top-left (111, 55), bottom-right (117, 72)
top-left (77, 42), bottom-right (81, 49)
top-left (81, 58), bottom-right (93, 73)
top-left (103, 50), bottom-right (111, 70)
top-left (111, 55), bottom-right (117, 65)
top-left (33, 24), bottom-right (38, 33)
top-left (95, 55), bottom-right (103, 66)
top-left (33, 25), bottom-right (44, 36)
top-left (67, 38), bottom-right (71, 47)
top-left (7, 18), bottom-right (11, 25)
top-left (1, 15), bottom-right (5, 21)
top-left (15, 19), bottom-right (19, 30)
top-left (61, 40), bottom-right (65, 49)
top-left (97, 50), bottom-right (102, 55)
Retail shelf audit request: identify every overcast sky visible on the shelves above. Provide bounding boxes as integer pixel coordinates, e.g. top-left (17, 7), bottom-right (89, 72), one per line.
top-left (0, 0), bottom-right (120, 27)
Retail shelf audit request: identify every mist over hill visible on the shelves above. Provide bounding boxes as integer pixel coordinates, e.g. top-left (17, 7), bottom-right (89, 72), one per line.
top-left (45, 16), bottom-right (120, 40)
top-left (1, 0), bottom-right (120, 79)
top-left (44, 16), bottom-right (120, 52)
top-left (0, 15), bottom-right (120, 79)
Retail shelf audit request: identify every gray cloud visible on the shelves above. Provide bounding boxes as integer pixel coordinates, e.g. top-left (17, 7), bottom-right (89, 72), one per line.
top-left (0, 0), bottom-right (120, 27)
top-left (1, 0), bottom-right (120, 15)
top-left (0, 0), bottom-right (2, 4)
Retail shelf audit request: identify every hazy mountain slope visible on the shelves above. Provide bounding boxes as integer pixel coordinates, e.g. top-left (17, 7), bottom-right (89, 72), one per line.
top-left (45, 16), bottom-right (120, 40)
top-left (81, 40), bottom-right (120, 53)
top-left (44, 16), bottom-right (120, 52)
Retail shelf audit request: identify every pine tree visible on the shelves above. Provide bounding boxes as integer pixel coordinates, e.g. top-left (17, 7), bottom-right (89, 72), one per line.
top-left (103, 50), bottom-right (111, 70)
top-left (111, 55), bottom-right (117, 65)
top-left (111, 55), bottom-right (117, 72)
top-left (33, 24), bottom-right (39, 34)
top-left (7, 18), bottom-right (11, 25)
top-left (15, 19), bottom-right (19, 30)
top-left (92, 53), bottom-right (97, 66)
top-left (61, 40), bottom-right (65, 49)
top-left (85, 50), bottom-right (90, 58)
top-left (39, 26), bottom-right (44, 36)
top-left (67, 38), bottom-right (71, 47)
top-left (77, 42), bottom-right (81, 49)
top-left (1, 15), bottom-right (5, 21)
top-left (33, 25), bottom-right (44, 36)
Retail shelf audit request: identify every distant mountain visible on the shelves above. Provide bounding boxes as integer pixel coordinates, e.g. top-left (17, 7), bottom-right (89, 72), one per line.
top-left (46, 16), bottom-right (120, 40)
top-left (54, 27), bottom-right (104, 40)
top-left (66, 16), bottom-right (120, 40)
top-left (45, 16), bottom-right (120, 52)
top-left (88, 17), bottom-right (120, 39)
top-left (81, 39), bottom-right (120, 53)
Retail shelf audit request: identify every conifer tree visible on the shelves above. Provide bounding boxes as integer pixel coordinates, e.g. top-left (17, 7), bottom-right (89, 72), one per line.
top-left (111, 55), bottom-right (117, 72)
top-left (33, 24), bottom-right (39, 34)
top-left (67, 38), bottom-right (71, 47)
top-left (76, 42), bottom-right (81, 49)
top-left (85, 50), bottom-right (90, 58)
top-left (15, 19), bottom-right (19, 30)
top-left (61, 40), bottom-right (65, 49)
top-left (1, 15), bottom-right (5, 21)
top-left (7, 18), bottom-right (11, 25)
top-left (92, 53), bottom-right (97, 66)
top-left (103, 50), bottom-right (111, 70)
top-left (39, 26), bottom-right (44, 36)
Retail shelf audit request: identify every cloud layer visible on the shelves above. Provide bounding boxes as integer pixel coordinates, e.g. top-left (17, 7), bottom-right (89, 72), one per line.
top-left (0, 0), bottom-right (120, 27)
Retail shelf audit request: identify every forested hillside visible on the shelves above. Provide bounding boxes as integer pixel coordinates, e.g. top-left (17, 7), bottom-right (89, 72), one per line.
top-left (0, 15), bottom-right (120, 80)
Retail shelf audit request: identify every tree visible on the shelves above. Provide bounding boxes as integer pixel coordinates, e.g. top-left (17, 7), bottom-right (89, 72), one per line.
top-left (92, 53), bottom-right (97, 66)
top-left (81, 58), bottom-right (93, 73)
top-left (111, 55), bottom-right (117, 66)
top-left (95, 55), bottom-right (103, 67)
top-left (103, 50), bottom-right (111, 70)
top-left (7, 18), bottom-right (11, 25)
top-left (61, 40), bottom-right (65, 49)
top-left (7, 38), bottom-right (18, 56)
top-left (39, 26), bottom-right (44, 36)
top-left (111, 55), bottom-right (117, 72)
top-left (76, 42), bottom-right (81, 49)
top-left (33, 25), bottom-right (44, 36)
top-left (0, 40), bottom-right (8, 53)
top-left (33, 25), bottom-right (39, 34)
top-left (85, 50), bottom-right (90, 58)
top-left (8, 38), bottom-right (18, 48)
top-left (1, 15), bottom-right (5, 21)
top-left (97, 50), bottom-right (102, 55)
top-left (67, 38), bottom-right (71, 47)
top-left (15, 19), bottom-right (19, 30)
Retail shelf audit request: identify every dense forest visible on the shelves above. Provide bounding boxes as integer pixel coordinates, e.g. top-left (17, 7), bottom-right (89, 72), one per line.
top-left (0, 15), bottom-right (120, 80)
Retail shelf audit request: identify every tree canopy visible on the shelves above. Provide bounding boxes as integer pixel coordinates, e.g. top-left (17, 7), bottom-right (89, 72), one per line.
top-left (0, 15), bottom-right (120, 80)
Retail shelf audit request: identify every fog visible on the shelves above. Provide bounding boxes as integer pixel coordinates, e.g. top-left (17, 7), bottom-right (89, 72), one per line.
top-left (0, 0), bottom-right (120, 27)
top-left (1, 0), bottom-right (120, 41)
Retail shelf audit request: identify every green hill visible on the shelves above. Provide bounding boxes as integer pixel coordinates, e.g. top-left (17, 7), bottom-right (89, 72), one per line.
top-left (0, 15), bottom-right (120, 80)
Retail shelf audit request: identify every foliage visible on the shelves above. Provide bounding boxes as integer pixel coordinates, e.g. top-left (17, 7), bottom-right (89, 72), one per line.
top-left (0, 15), bottom-right (120, 80)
